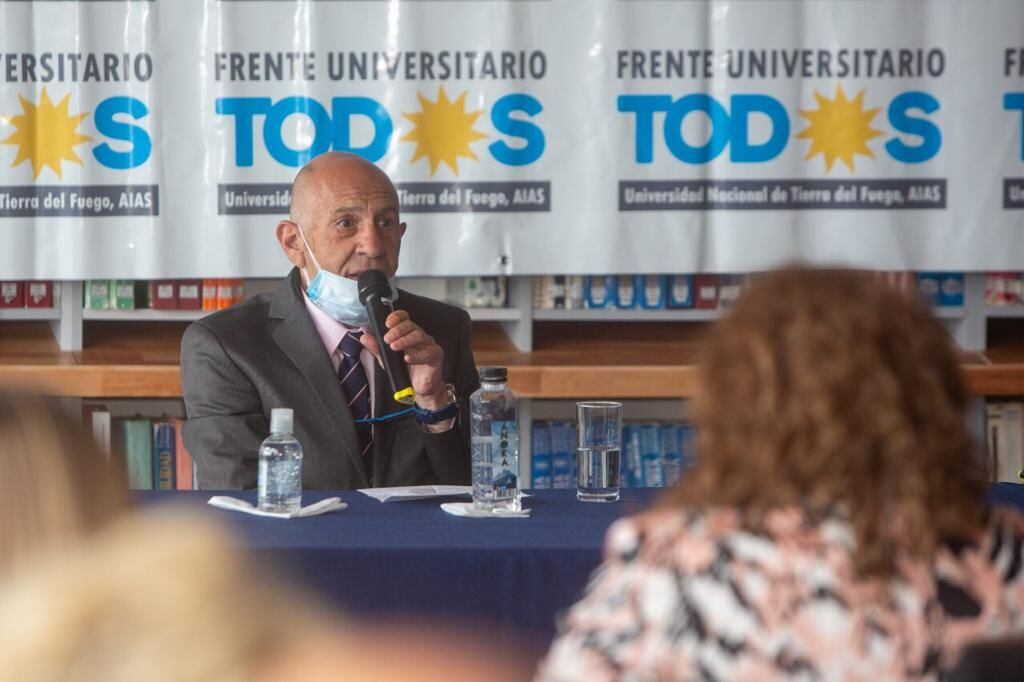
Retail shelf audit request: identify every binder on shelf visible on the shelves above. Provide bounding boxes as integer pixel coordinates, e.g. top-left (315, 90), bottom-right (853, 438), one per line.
top-left (171, 418), bottom-right (194, 490)
top-left (667, 275), bottom-right (694, 309)
top-left (679, 423), bottom-right (697, 472)
top-left (917, 273), bottom-right (942, 307)
top-left (584, 275), bottom-right (615, 308)
top-left (718, 274), bottom-right (744, 309)
top-left (0, 281), bottom-right (23, 308)
top-left (150, 281), bottom-right (177, 310)
top-left (465, 276), bottom-right (508, 308)
top-left (550, 420), bottom-right (575, 489)
top-left (122, 417), bottom-right (154, 490)
top-left (639, 422), bottom-right (664, 486)
top-left (202, 279), bottom-right (219, 310)
top-left (84, 280), bottom-right (110, 310)
top-left (232, 279), bottom-right (245, 306)
top-left (660, 423), bottom-right (683, 486)
top-left (694, 275), bottom-right (719, 310)
top-left (89, 408), bottom-right (112, 460)
top-left (152, 421), bottom-right (176, 490)
top-left (112, 280), bottom-right (135, 310)
top-left (216, 279), bottom-right (235, 308)
top-left (551, 275), bottom-right (567, 309)
top-left (24, 281), bottom-right (53, 308)
top-left (177, 280), bottom-right (202, 310)
top-left (613, 275), bottom-right (638, 309)
top-left (939, 273), bottom-right (965, 307)
top-left (565, 275), bottom-right (584, 309)
top-left (530, 420), bottom-right (552, 489)
top-left (986, 402), bottom-right (1024, 483)
top-left (640, 275), bottom-right (666, 309)
top-left (621, 423), bottom-right (643, 488)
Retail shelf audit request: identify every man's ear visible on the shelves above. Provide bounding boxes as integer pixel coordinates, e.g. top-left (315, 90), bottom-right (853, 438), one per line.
top-left (276, 220), bottom-right (307, 269)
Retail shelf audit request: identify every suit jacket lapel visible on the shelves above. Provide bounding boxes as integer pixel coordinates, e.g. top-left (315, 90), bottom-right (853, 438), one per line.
top-left (269, 269), bottom-right (370, 486)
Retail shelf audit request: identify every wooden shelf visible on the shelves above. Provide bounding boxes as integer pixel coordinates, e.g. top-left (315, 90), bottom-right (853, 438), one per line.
top-left (2, 320), bottom-right (1024, 399)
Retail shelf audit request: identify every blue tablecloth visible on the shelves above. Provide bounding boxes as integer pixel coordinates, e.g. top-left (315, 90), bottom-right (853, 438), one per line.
top-left (140, 488), bottom-right (659, 641)
top-left (140, 484), bottom-right (1024, 642)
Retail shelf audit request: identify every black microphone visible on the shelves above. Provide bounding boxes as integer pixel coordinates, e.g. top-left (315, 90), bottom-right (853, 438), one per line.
top-left (358, 270), bottom-right (415, 405)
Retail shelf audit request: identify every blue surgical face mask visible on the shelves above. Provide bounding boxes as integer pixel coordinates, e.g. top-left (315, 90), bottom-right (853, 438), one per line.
top-left (296, 223), bottom-right (398, 328)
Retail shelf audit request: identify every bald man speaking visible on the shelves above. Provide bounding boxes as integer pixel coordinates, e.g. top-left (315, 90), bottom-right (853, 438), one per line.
top-left (180, 153), bottom-right (480, 490)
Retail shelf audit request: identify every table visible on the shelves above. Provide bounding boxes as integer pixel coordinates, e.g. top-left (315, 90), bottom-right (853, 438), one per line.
top-left (141, 484), bottom-right (1024, 643)
top-left (141, 488), bottom-right (660, 641)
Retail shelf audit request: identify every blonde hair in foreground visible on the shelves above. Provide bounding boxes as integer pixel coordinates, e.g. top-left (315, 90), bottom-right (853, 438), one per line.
top-left (0, 391), bottom-right (129, 575)
top-left (667, 267), bottom-right (985, 578)
top-left (0, 508), bottom-right (316, 682)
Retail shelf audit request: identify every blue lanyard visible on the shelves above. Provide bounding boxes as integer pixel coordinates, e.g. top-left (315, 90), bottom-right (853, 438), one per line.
top-left (354, 407), bottom-right (416, 425)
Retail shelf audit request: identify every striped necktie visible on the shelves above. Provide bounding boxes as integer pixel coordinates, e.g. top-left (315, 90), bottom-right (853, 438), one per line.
top-left (338, 331), bottom-right (373, 466)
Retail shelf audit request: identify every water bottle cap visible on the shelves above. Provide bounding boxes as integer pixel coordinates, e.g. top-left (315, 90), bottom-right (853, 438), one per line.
top-left (479, 366), bottom-right (508, 382)
top-left (269, 408), bottom-right (294, 434)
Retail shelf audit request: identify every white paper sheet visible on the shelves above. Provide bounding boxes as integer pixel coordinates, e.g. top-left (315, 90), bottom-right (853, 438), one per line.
top-left (357, 485), bottom-right (472, 503)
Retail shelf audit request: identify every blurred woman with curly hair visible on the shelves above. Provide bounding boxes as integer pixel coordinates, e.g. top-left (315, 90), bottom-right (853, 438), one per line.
top-left (537, 267), bottom-right (1024, 681)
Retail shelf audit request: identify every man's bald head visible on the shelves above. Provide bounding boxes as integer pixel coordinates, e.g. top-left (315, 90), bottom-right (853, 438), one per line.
top-left (276, 151), bottom-right (406, 280)
top-left (289, 152), bottom-right (398, 226)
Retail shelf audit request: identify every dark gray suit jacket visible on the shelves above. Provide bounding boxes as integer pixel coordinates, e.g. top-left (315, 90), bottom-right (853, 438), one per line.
top-left (180, 269), bottom-right (479, 490)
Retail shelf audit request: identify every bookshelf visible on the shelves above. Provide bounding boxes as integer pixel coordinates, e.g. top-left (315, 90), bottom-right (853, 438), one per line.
top-left (4, 273), bottom-right (1024, 404)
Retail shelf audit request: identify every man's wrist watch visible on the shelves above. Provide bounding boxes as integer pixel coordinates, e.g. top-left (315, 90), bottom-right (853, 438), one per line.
top-left (414, 383), bottom-right (459, 424)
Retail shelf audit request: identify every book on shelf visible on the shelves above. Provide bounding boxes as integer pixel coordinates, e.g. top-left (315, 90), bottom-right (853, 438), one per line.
top-left (667, 275), bottom-right (694, 309)
top-left (87, 407), bottom-right (112, 460)
top-left (463, 276), bottom-right (508, 308)
top-left (121, 417), bottom-right (154, 490)
top-left (639, 422), bottom-right (664, 487)
top-left (177, 280), bottom-right (202, 310)
top-left (152, 421), bottom-right (176, 491)
top-left (531, 420), bottom-right (552, 489)
top-left (549, 420), bottom-right (576, 490)
top-left (639, 275), bottom-right (666, 309)
top-left (986, 401), bottom-right (1024, 483)
top-left (621, 423), bottom-right (642, 487)
top-left (171, 418), bottom-right (195, 490)
top-left (584, 276), bottom-right (614, 309)
top-left (25, 281), bottom-right (53, 308)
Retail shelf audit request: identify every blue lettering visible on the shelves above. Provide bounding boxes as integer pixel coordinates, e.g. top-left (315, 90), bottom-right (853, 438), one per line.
top-left (216, 97), bottom-right (271, 167)
top-left (885, 92), bottom-right (941, 163)
top-left (263, 97), bottom-right (332, 167)
top-left (663, 94), bottom-right (730, 164)
top-left (489, 94), bottom-right (545, 166)
top-left (617, 95), bottom-right (673, 163)
top-left (729, 95), bottom-right (789, 163)
top-left (1005, 93), bottom-right (1024, 161)
top-left (92, 96), bottom-right (151, 170)
top-left (330, 97), bottom-right (392, 162)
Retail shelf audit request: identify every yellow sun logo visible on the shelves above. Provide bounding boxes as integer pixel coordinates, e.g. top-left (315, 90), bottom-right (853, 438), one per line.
top-left (796, 84), bottom-right (883, 173)
top-left (401, 86), bottom-right (487, 176)
top-left (1, 88), bottom-right (91, 180)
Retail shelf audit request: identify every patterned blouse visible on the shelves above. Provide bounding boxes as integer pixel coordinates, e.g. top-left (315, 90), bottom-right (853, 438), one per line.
top-left (536, 505), bottom-right (1024, 681)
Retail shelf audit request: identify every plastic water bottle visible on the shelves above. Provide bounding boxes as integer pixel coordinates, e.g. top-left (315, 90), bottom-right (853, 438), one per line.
top-left (470, 366), bottom-right (520, 512)
top-left (258, 408), bottom-right (303, 514)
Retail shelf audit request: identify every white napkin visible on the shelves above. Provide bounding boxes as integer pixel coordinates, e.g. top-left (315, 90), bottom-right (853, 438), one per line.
top-left (207, 495), bottom-right (346, 519)
top-left (358, 484), bottom-right (472, 503)
top-left (440, 502), bottom-right (531, 518)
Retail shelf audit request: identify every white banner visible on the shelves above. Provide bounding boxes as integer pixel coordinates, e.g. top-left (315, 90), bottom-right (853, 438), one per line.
top-left (1, 0), bottom-right (1023, 278)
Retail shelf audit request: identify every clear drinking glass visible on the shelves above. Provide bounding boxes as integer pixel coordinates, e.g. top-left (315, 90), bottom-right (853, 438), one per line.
top-left (576, 401), bottom-right (623, 502)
